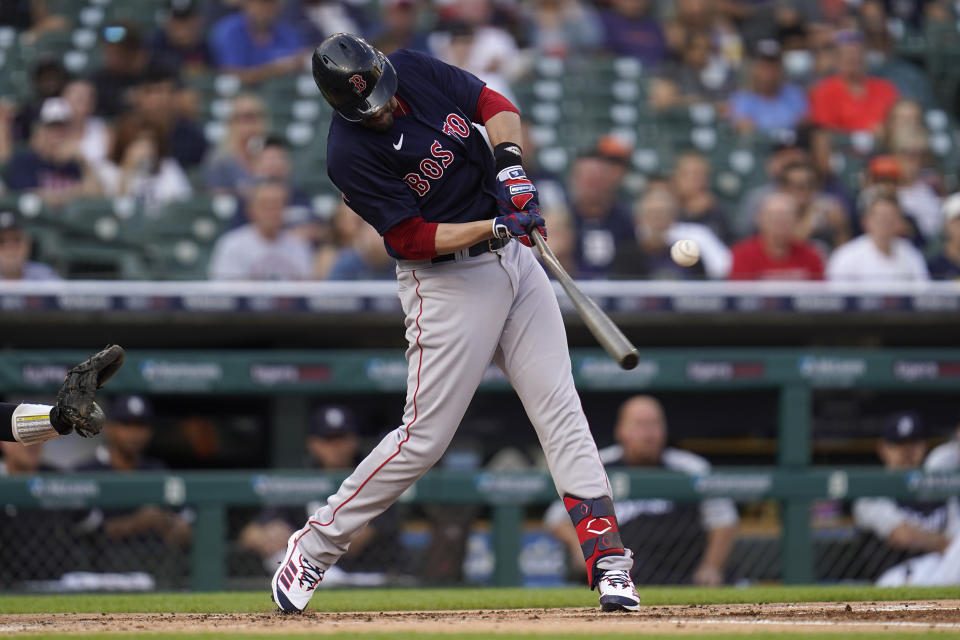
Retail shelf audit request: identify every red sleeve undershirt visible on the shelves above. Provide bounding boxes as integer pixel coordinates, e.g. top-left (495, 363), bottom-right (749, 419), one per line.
top-left (383, 88), bottom-right (518, 260)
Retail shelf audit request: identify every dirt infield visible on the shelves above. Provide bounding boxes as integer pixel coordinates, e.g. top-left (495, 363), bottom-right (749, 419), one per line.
top-left (2, 600), bottom-right (960, 635)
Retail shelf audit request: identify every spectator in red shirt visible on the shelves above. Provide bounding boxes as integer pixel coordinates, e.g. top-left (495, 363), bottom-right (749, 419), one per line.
top-left (809, 30), bottom-right (898, 133)
top-left (729, 192), bottom-right (824, 280)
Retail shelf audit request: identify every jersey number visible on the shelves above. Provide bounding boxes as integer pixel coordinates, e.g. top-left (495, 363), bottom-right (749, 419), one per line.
top-left (403, 141), bottom-right (454, 197)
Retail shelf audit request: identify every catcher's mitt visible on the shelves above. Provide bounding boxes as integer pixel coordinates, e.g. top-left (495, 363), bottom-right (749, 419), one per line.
top-left (49, 344), bottom-right (126, 437)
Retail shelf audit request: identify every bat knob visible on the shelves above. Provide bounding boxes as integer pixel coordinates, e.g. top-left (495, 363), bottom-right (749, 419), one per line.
top-left (619, 351), bottom-right (639, 370)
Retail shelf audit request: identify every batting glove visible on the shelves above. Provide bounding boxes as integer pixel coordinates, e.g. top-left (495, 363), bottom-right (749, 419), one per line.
top-left (493, 211), bottom-right (547, 248)
top-left (496, 165), bottom-right (540, 213)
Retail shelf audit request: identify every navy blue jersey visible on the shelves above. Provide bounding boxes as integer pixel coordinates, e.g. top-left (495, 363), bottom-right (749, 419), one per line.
top-left (326, 50), bottom-right (499, 256)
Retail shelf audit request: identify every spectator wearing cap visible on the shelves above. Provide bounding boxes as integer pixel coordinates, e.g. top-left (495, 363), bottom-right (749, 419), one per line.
top-left (809, 30), bottom-right (898, 134)
top-left (149, 0), bottom-right (214, 75)
top-left (728, 39), bottom-right (809, 134)
top-left (369, 0), bottom-right (432, 55)
top-left (565, 136), bottom-right (635, 277)
top-left (0, 211), bottom-right (59, 280)
top-left (91, 22), bottom-right (151, 118)
top-left (927, 194), bottom-right (960, 280)
top-left (209, 0), bottom-right (308, 85)
top-left (76, 396), bottom-right (192, 579)
top-left (729, 192), bottom-right (823, 281)
top-left (208, 180), bottom-right (314, 280)
top-left (826, 195), bottom-right (928, 282)
top-left (125, 64), bottom-right (208, 169)
top-left (238, 405), bottom-right (401, 582)
top-left (852, 413), bottom-right (960, 587)
top-left (3, 98), bottom-right (102, 209)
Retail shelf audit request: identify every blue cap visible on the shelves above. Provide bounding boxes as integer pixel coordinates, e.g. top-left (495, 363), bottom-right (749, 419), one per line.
top-left (882, 412), bottom-right (925, 443)
top-left (109, 395), bottom-right (154, 424)
top-left (308, 405), bottom-right (358, 438)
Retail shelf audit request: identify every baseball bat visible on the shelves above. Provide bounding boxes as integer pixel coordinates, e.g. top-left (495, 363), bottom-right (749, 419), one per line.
top-left (530, 230), bottom-right (639, 370)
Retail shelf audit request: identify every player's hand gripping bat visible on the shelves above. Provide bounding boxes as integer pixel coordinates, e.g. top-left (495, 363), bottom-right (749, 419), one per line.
top-left (530, 230), bottom-right (639, 370)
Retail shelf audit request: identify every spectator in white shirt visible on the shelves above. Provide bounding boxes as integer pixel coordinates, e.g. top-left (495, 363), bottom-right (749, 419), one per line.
top-left (826, 195), bottom-right (929, 282)
top-left (208, 180), bottom-right (313, 280)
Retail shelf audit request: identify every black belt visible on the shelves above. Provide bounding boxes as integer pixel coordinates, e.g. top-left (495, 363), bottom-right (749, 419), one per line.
top-left (431, 237), bottom-right (509, 264)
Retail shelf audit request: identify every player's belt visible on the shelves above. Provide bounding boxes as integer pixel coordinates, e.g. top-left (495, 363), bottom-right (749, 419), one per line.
top-left (430, 237), bottom-right (509, 264)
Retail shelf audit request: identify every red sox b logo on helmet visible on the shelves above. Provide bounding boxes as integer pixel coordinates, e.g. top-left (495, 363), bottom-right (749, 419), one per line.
top-left (348, 74), bottom-right (367, 94)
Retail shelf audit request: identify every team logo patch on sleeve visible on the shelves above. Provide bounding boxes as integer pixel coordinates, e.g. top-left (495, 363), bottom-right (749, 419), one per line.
top-left (348, 74), bottom-right (367, 94)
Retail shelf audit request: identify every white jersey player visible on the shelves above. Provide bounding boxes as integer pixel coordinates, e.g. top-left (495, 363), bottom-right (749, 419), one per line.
top-left (853, 413), bottom-right (960, 586)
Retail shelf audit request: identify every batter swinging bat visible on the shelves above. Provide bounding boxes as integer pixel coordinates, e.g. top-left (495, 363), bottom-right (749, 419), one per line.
top-left (530, 231), bottom-right (639, 370)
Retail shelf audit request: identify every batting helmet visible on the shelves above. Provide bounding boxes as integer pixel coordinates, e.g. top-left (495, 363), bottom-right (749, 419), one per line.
top-left (312, 33), bottom-right (398, 122)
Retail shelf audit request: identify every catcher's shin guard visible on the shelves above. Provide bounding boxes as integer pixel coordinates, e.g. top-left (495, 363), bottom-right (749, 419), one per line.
top-left (564, 494), bottom-right (625, 588)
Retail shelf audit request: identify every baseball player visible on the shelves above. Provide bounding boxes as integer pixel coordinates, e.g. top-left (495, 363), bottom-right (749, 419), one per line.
top-left (271, 33), bottom-right (638, 613)
top-left (852, 413), bottom-right (960, 586)
top-left (0, 345), bottom-right (125, 447)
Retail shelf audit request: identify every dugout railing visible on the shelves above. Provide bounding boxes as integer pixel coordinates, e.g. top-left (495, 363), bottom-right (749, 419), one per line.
top-left (1, 348), bottom-right (959, 588)
top-left (1, 468), bottom-right (958, 590)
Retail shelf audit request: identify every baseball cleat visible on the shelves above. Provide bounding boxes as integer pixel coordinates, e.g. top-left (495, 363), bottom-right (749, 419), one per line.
top-left (271, 531), bottom-right (325, 613)
top-left (597, 569), bottom-right (640, 612)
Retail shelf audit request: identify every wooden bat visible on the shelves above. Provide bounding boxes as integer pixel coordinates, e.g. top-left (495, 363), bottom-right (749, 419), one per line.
top-left (530, 230), bottom-right (639, 370)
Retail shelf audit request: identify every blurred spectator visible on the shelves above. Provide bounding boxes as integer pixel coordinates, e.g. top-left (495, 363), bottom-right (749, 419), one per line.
top-left (128, 65), bottom-right (208, 169)
top-left (650, 29), bottom-right (737, 111)
top-left (611, 188), bottom-right (706, 280)
top-left (209, 0), bottom-right (307, 85)
top-left (91, 22), bottom-right (151, 118)
top-left (369, 0), bottom-right (431, 55)
top-left (61, 79), bottom-right (109, 166)
top-left (729, 192), bottom-right (824, 280)
top-left (4, 98), bottom-right (102, 208)
top-left (429, 1), bottom-right (523, 97)
top-left (736, 139), bottom-right (811, 238)
top-left (826, 195), bottom-right (929, 281)
top-left (149, 0), bottom-right (214, 75)
top-left (286, 0), bottom-right (364, 44)
top-left (327, 220), bottom-right (396, 280)
top-left (12, 56), bottom-right (69, 141)
top-left (242, 136), bottom-right (313, 226)
top-left (809, 30), bottom-right (898, 133)
top-left (853, 413), bottom-right (960, 586)
top-left (0, 0), bottom-right (68, 45)
top-left (860, 0), bottom-right (935, 107)
top-left (891, 128), bottom-right (941, 242)
top-left (665, 0), bottom-right (743, 70)
top-left (314, 200), bottom-right (361, 279)
top-left (0, 99), bottom-right (14, 167)
top-left (75, 396), bottom-right (191, 586)
top-left (596, 0), bottom-right (666, 67)
top-left (208, 180), bottom-right (314, 280)
top-left (671, 150), bottom-right (730, 242)
top-left (728, 40), bottom-right (809, 135)
top-left (205, 93), bottom-right (269, 193)
top-left (0, 211), bottom-right (59, 280)
top-left (565, 137), bottom-right (634, 277)
top-left (238, 404), bottom-right (400, 583)
top-left (546, 396), bottom-right (739, 585)
top-left (880, 98), bottom-right (925, 152)
top-left (95, 116), bottom-right (193, 214)
top-left (778, 160), bottom-right (850, 252)
top-left (927, 194), bottom-right (960, 280)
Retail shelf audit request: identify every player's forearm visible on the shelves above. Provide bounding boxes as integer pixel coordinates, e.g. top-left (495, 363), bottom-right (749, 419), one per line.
top-left (483, 110), bottom-right (523, 150)
top-left (699, 525), bottom-right (738, 571)
top-left (887, 524), bottom-right (950, 553)
top-left (433, 220), bottom-right (495, 255)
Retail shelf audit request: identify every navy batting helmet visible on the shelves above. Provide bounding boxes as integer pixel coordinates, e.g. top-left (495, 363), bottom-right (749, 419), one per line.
top-left (312, 33), bottom-right (398, 122)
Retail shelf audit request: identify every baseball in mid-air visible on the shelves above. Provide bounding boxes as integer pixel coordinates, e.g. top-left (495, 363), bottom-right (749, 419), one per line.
top-left (670, 239), bottom-right (700, 267)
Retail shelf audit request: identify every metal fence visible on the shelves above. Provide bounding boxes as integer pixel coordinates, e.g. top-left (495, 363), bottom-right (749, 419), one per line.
top-left (1, 469), bottom-right (957, 592)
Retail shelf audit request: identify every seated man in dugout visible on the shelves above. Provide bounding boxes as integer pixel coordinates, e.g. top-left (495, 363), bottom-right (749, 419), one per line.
top-left (545, 395), bottom-right (739, 585)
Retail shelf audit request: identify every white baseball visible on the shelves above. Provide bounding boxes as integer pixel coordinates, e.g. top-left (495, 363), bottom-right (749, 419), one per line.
top-left (670, 239), bottom-right (700, 267)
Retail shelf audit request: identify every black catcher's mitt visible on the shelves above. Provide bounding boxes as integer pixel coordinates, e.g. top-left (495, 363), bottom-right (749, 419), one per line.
top-left (49, 344), bottom-right (126, 437)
